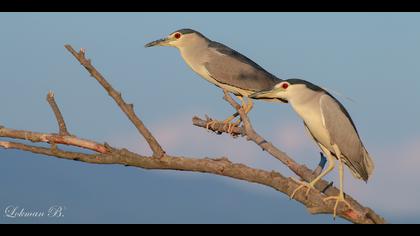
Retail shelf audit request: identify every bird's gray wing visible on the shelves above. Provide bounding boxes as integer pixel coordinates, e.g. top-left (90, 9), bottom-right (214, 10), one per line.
top-left (320, 94), bottom-right (370, 180)
top-left (204, 41), bottom-right (281, 92)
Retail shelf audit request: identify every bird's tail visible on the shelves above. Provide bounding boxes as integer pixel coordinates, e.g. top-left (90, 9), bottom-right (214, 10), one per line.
top-left (362, 148), bottom-right (375, 181)
top-left (346, 147), bottom-right (374, 182)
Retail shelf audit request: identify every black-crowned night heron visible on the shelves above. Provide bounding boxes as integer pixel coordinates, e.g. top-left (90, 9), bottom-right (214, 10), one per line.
top-left (250, 79), bottom-right (374, 218)
top-left (145, 28), bottom-right (283, 130)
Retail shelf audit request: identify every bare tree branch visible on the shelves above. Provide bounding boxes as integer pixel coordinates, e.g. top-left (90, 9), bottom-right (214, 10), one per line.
top-left (0, 44), bottom-right (387, 224)
top-left (64, 45), bottom-right (165, 158)
top-left (0, 136), bottom-right (383, 224)
top-left (0, 127), bottom-right (108, 154)
top-left (46, 91), bottom-right (70, 136)
top-left (192, 116), bottom-right (245, 136)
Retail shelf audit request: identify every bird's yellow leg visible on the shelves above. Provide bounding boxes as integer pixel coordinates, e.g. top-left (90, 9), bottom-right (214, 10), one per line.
top-left (237, 95), bottom-right (247, 111)
top-left (224, 97), bottom-right (254, 133)
top-left (244, 97), bottom-right (254, 114)
top-left (290, 146), bottom-right (335, 199)
top-left (227, 96), bottom-right (254, 129)
top-left (205, 96), bottom-right (249, 134)
top-left (323, 144), bottom-right (354, 219)
top-left (206, 95), bottom-right (243, 131)
top-left (222, 96), bottom-right (245, 133)
top-left (225, 117), bottom-right (243, 134)
top-left (223, 114), bottom-right (240, 134)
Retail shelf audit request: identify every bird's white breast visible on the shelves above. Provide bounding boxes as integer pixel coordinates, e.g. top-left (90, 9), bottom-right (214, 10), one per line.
top-left (291, 100), bottom-right (332, 151)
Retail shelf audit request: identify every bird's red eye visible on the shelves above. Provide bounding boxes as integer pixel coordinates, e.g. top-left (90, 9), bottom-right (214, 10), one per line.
top-left (282, 83), bottom-right (289, 89)
top-left (174, 33), bottom-right (181, 39)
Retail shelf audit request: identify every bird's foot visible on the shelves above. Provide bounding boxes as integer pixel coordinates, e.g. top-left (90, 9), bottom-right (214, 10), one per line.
top-left (223, 119), bottom-right (242, 135)
top-left (323, 193), bottom-right (353, 219)
top-left (290, 177), bottom-right (317, 199)
top-left (205, 119), bottom-right (218, 131)
top-left (205, 115), bottom-right (242, 136)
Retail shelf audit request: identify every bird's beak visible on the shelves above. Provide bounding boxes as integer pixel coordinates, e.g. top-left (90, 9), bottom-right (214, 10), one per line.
top-left (250, 88), bottom-right (278, 99)
top-left (250, 88), bottom-right (288, 103)
top-left (144, 37), bottom-right (172, 47)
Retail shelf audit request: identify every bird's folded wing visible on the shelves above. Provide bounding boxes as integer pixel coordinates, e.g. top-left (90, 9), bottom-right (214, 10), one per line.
top-left (204, 42), bottom-right (281, 92)
top-left (320, 94), bottom-right (369, 180)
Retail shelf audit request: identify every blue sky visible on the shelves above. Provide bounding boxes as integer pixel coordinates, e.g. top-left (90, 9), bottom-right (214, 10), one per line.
top-left (0, 13), bottom-right (420, 223)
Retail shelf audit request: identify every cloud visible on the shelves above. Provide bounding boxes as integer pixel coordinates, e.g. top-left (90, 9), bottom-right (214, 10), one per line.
top-left (272, 122), bottom-right (309, 150)
top-left (269, 121), bottom-right (320, 164)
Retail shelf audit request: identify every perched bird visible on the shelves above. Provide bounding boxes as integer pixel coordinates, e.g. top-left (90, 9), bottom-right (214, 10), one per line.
top-left (250, 79), bottom-right (374, 218)
top-left (145, 28), bottom-right (283, 130)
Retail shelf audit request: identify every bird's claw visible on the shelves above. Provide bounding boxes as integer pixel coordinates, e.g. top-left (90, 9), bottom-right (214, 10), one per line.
top-left (290, 177), bottom-right (316, 199)
top-left (323, 194), bottom-right (353, 219)
top-left (205, 120), bottom-right (217, 131)
top-left (223, 122), bottom-right (234, 134)
top-left (226, 119), bottom-right (243, 136)
top-left (205, 122), bottom-right (212, 131)
top-left (205, 117), bottom-right (242, 136)
top-left (222, 121), bottom-right (238, 135)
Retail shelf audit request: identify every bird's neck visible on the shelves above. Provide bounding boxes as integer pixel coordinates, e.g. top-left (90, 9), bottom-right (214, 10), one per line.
top-left (178, 42), bottom-right (210, 70)
top-left (288, 90), bottom-right (322, 115)
top-left (177, 38), bottom-right (210, 58)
